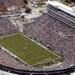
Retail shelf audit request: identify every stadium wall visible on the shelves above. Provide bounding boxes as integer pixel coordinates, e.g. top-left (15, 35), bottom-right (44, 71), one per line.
top-left (47, 4), bottom-right (75, 29)
top-left (0, 64), bottom-right (74, 75)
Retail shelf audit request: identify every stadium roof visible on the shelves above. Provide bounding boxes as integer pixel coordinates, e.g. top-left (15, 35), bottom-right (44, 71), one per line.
top-left (48, 1), bottom-right (75, 16)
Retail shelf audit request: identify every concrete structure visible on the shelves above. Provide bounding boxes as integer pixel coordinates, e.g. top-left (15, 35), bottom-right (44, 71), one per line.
top-left (48, 1), bottom-right (75, 16)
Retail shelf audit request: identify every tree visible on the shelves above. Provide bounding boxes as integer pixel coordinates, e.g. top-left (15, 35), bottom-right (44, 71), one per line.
top-left (23, 0), bottom-right (28, 4)
top-left (25, 7), bottom-right (31, 13)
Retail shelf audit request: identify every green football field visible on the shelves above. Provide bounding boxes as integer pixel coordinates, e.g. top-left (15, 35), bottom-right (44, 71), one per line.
top-left (0, 33), bottom-right (61, 65)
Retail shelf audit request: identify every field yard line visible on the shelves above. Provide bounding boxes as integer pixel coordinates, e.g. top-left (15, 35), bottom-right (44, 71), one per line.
top-left (21, 33), bottom-right (61, 58)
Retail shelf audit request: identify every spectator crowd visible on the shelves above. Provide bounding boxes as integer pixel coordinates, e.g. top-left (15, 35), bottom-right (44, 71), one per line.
top-left (0, 17), bottom-right (18, 35)
top-left (0, 12), bottom-right (75, 71)
top-left (24, 13), bottom-right (75, 70)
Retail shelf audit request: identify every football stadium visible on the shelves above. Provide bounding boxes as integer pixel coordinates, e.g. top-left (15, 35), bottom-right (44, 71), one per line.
top-left (0, 0), bottom-right (75, 75)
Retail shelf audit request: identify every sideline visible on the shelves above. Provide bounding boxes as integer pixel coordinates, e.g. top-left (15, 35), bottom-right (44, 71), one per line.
top-left (0, 33), bottom-right (62, 67)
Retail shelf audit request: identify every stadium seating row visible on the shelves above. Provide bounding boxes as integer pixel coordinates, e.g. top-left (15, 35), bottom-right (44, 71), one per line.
top-left (23, 13), bottom-right (75, 70)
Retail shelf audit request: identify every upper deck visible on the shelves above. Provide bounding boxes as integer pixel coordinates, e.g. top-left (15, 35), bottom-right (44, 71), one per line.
top-left (47, 1), bottom-right (75, 16)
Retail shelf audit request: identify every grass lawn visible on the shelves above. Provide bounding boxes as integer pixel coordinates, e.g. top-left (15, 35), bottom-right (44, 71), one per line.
top-left (0, 33), bottom-right (61, 65)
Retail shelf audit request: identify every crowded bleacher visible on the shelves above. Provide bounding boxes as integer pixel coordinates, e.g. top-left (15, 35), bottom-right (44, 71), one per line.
top-left (0, 49), bottom-right (28, 70)
top-left (0, 17), bottom-right (30, 70)
top-left (0, 17), bottom-right (18, 35)
top-left (23, 13), bottom-right (75, 70)
top-left (0, 1), bottom-right (75, 73)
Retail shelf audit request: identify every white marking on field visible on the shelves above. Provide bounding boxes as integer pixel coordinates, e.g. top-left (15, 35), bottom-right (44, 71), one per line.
top-left (0, 33), bottom-right (62, 66)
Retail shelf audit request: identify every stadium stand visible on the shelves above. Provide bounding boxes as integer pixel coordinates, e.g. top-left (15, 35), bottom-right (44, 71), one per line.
top-left (1, 1), bottom-right (75, 75)
top-left (23, 12), bottom-right (75, 70)
top-left (0, 49), bottom-right (28, 70)
top-left (0, 17), bottom-right (18, 35)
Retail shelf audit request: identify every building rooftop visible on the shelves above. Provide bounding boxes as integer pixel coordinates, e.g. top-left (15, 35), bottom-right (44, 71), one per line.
top-left (48, 1), bottom-right (75, 16)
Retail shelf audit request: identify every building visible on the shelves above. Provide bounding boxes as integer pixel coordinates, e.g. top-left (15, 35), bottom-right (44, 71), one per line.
top-left (0, 0), bottom-right (29, 12)
top-left (0, 3), bottom-right (7, 12)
